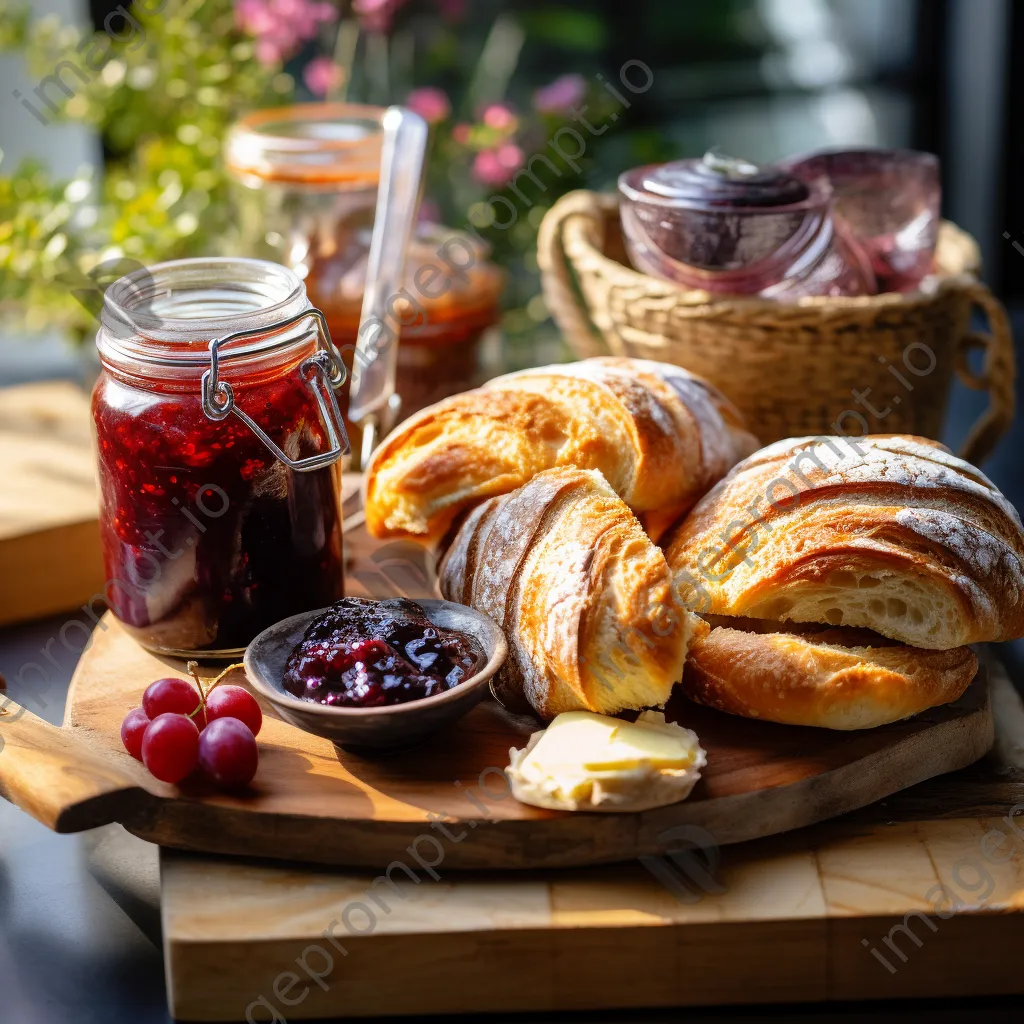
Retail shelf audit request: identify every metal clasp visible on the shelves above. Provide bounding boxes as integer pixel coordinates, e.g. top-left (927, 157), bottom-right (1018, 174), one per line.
top-left (201, 308), bottom-right (350, 472)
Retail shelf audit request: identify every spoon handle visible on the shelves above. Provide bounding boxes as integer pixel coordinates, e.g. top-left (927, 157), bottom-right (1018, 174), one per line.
top-left (348, 105), bottom-right (429, 458)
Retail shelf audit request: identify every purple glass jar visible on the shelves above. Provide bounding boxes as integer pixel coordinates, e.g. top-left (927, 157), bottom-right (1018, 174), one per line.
top-left (618, 151), bottom-right (876, 299)
top-left (781, 147), bottom-right (941, 293)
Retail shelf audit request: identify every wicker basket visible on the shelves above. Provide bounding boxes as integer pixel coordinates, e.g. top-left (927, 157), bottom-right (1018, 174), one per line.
top-left (538, 190), bottom-right (1015, 465)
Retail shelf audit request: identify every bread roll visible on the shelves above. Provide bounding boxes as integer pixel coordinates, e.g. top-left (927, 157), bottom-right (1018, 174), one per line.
top-left (664, 435), bottom-right (1024, 648)
top-left (365, 357), bottom-right (757, 543)
top-left (439, 467), bottom-right (707, 719)
top-left (683, 624), bottom-right (977, 730)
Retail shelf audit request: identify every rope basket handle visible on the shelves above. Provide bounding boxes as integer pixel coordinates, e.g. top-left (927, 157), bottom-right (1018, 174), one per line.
top-left (954, 281), bottom-right (1016, 465)
top-left (538, 191), bottom-right (620, 358)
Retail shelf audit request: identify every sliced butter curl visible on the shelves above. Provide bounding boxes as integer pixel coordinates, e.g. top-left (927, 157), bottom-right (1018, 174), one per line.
top-left (506, 710), bottom-right (706, 813)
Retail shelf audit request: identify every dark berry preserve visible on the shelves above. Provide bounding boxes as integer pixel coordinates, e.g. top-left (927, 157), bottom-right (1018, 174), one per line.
top-left (283, 598), bottom-right (484, 707)
top-left (93, 258), bottom-right (347, 657)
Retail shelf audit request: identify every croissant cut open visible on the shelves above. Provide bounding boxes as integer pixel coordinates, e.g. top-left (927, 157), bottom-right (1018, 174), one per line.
top-left (439, 467), bottom-right (707, 720)
top-left (665, 434), bottom-right (1024, 649)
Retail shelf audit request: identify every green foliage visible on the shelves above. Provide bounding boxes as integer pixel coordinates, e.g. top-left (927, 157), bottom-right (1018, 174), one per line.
top-left (0, 160), bottom-right (101, 342)
top-left (0, 0), bottom-right (290, 339)
top-left (518, 8), bottom-right (607, 52)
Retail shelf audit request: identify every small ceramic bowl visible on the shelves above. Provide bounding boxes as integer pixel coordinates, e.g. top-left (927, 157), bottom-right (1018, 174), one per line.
top-left (244, 599), bottom-right (507, 753)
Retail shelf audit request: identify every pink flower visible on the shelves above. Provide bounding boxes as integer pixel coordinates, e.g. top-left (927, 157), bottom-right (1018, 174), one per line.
top-left (304, 57), bottom-right (345, 97)
top-left (452, 123), bottom-right (471, 145)
top-left (472, 144), bottom-right (525, 187)
top-left (235, 0), bottom-right (338, 65)
top-left (254, 38), bottom-right (283, 65)
top-left (406, 86), bottom-right (451, 125)
top-left (353, 0), bottom-right (409, 33)
top-left (481, 103), bottom-right (517, 133)
top-left (533, 74), bottom-right (586, 115)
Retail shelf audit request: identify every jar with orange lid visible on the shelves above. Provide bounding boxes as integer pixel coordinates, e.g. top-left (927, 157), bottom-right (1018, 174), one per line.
top-left (224, 104), bottom-right (504, 440)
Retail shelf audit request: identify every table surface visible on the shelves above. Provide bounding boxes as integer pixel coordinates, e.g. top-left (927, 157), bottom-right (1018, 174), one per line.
top-left (3, 314), bottom-right (1024, 1022)
top-left (2, 629), bottom-right (1023, 1024)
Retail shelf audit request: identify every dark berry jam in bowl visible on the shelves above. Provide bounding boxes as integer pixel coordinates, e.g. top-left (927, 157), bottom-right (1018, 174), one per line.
top-left (93, 258), bottom-right (349, 658)
top-left (283, 598), bottom-right (485, 707)
top-left (244, 598), bottom-right (507, 753)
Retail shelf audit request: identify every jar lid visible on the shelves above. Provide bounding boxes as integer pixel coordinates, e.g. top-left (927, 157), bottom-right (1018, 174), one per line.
top-left (225, 103), bottom-right (385, 189)
top-left (619, 151), bottom-right (812, 210)
top-left (97, 257), bottom-right (316, 379)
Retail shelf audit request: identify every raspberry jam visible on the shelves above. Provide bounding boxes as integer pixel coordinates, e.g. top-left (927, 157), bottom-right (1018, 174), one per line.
top-left (93, 258), bottom-right (347, 657)
top-left (283, 598), bottom-right (484, 707)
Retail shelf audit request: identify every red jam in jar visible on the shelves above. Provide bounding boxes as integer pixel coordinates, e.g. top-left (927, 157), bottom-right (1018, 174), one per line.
top-left (93, 258), bottom-right (348, 657)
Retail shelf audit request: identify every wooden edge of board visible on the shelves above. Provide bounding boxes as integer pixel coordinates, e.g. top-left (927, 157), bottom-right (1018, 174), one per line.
top-left (163, 908), bottom-right (1024, 1020)
top-left (120, 674), bottom-right (995, 871)
top-left (0, 697), bottom-right (143, 832)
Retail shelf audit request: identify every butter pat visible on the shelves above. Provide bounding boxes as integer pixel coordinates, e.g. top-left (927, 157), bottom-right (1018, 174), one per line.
top-left (506, 710), bottom-right (706, 813)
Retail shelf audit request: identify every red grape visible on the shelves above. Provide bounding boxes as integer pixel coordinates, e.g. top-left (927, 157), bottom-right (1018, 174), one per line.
top-left (205, 685), bottom-right (263, 737)
top-left (120, 707), bottom-right (151, 760)
top-left (142, 714), bottom-right (200, 784)
top-left (198, 718), bottom-right (258, 789)
top-left (143, 677), bottom-right (205, 727)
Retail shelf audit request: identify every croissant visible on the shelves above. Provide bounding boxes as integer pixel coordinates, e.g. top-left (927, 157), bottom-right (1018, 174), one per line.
top-left (664, 434), bottom-right (1024, 649)
top-left (438, 467), bottom-right (707, 719)
top-left (365, 357), bottom-right (758, 544)
top-left (683, 624), bottom-right (977, 730)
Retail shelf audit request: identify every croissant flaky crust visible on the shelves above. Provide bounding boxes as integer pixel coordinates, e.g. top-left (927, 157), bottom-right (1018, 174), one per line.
top-left (438, 467), bottom-right (707, 720)
top-left (664, 434), bottom-right (1024, 649)
top-left (684, 625), bottom-right (977, 730)
top-left (364, 357), bottom-right (758, 544)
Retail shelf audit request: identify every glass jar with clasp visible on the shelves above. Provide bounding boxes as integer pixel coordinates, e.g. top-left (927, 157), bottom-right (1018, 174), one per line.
top-left (92, 256), bottom-right (348, 658)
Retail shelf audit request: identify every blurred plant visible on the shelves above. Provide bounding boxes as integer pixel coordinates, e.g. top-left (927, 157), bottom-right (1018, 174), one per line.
top-left (0, 0), bottom-right (633, 351)
top-left (330, 3), bottom-right (625, 347)
top-left (0, 158), bottom-right (101, 341)
top-left (0, 0), bottom-right (295, 340)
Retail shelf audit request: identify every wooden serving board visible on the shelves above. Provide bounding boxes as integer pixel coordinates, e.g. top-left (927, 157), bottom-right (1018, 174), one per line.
top-left (69, 652), bottom-right (1023, 1021)
top-left (0, 564), bottom-right (994, 870)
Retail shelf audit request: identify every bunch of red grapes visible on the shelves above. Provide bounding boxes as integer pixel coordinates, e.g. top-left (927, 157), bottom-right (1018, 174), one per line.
top-left (120, 665), bottom-right (262, 789)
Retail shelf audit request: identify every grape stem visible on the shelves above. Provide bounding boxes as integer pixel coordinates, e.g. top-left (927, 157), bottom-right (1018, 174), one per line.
top-left (185, 661), bottom-right (245, 720)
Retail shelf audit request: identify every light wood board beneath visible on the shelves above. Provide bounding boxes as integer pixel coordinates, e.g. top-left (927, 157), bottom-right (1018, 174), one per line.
top-left (0, 381), bottom-right (105, 626)
top-left (163, 812), bottom-right (1024, 1021)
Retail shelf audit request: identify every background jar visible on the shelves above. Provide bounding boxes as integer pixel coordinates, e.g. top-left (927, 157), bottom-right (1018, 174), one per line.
top-left (224, 104), bottom-right (504, 441)
top-left (93, 257), bottom-right (347, 658)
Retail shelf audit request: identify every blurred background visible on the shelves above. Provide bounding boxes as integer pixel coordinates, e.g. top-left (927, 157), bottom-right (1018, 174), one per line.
top-left (0, 0), bottom-right (1020, 479)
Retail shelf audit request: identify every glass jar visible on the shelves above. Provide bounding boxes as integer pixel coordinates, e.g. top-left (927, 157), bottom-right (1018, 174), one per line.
top-left (617, 152), bottom-right (876, 299)
top-left (225, 104), bottom-right (503, 439)
top-left (93, 257), bottom-right (348, 658)
top-left (780, 147), bottom-right (941, 293)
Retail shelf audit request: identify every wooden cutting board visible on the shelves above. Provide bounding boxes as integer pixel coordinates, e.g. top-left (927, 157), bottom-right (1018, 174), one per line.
top-left (127, 653), bottom-right (1024, 1020)
top-left (0, 511), bottom-right (994, 870)
top-left (0, 381), bottom-right (105, 626)
top-left (160, 812), bottom-right (1024, 1021)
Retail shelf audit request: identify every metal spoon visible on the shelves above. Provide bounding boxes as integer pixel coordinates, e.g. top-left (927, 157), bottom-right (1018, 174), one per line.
top-left (347, 105), bottom-right (429, 468)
